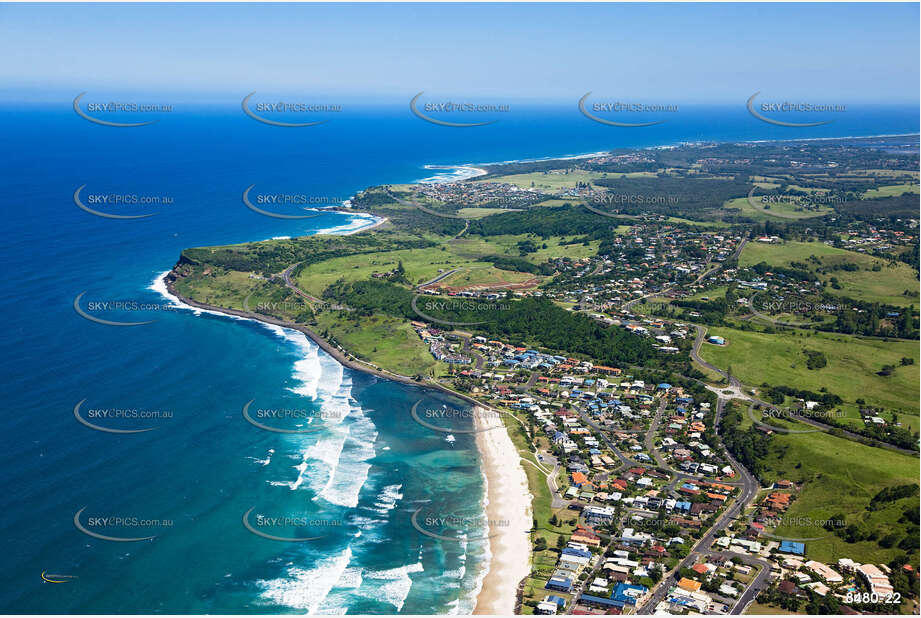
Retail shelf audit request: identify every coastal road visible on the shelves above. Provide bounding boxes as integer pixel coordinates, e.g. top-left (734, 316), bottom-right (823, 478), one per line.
top-left (417, 268), bottom-right (460, 289)
top-left (637, 396), bottom-right (762, 614)
top-left (706, 551), bottom-right (773, 615)
top-left (690, 324), bottom-right (742, 390)
top-left (691, 324), bottom-right (917, 455)
top-left (644, 398), bottom-right (670, 469)
top-left (577, 408), bottom-right (634, 468)
top-left (280, 263), bottom-right (325, 304)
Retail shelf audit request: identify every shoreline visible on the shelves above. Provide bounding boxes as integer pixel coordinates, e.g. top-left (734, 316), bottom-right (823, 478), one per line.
top-left (155, 267), bottom-right (532, 613)
top-left (446, 131), bottom-right (920, 176)
top-left (342, 215), bottom-right (388, 234)
top-left (472, 406), bottom-right (533, 615)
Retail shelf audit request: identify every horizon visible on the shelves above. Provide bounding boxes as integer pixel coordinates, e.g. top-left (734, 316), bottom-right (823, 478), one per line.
top-left (1, 3), bottom-right (918, 104)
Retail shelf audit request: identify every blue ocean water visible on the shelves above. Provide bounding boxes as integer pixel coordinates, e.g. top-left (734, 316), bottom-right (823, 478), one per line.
top-left (0, 98), bottom-right (916, 613)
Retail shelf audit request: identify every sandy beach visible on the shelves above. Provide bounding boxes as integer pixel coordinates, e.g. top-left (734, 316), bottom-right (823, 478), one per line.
top-left (473, 406), bottom-right (533, 615)
top-left (342, 215), bottom-right (388, 234)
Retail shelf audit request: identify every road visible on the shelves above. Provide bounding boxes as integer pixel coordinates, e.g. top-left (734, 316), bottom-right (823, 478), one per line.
top-left (280, 263), bottom-right (325, 303)
top-left (417, 268), bottom-right (460, 289)
top-left (691, 324), bottom-right (917, 455)
top-left (637, 397), bottom-right (762, 614)
top-left (644, 398), bottom-right (670, 468)
top-left (621, 238), bottom-right (748, 312)
top-left (708, 551), bottom-right (774, 615)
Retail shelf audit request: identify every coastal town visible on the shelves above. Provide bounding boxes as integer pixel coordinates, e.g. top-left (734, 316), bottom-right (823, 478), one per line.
top-left (11, 4), bottom-right (921, 617)
top-left (411, 318), bottom-right (914, 615)
top-left (167, 135), bottom-right (920, 616)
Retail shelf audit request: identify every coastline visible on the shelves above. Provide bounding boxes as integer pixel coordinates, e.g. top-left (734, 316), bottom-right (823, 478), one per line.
top-left (342, 215), bottom-right (389, 234)
top-left (147, 127), bottom-right (917, 612)
top-left (472, 407), bottom-right (533, 615)
top-left (446, 131), bottom-right (920, 177)
top-left (155, 256), bottom-right (532, 613)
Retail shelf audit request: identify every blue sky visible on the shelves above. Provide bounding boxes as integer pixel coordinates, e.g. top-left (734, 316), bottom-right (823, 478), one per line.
top-left (0, 2), bottom-right (918, 103)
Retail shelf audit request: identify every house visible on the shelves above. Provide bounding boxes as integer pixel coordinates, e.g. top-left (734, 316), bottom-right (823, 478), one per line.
top-left (719, 583), bottom-right (739, 597)
top-left (583, 505), bottom-right (616, 524)
top-left (536, 598), bottom-right (560, 615)
top-left (571, 526), bottom-right (602, 547)
top-left (691, 563), bottom-right (709, 576)
top-left (779, 540), bottom-right (805, 555)
top-left (857, 563), bottom-right (894, 596)
top-left (620, 527), bottom-right (652, 546)
top-left (611, 583), bottom-right (647, 607)
top-left (805, 560), bottom-right (843, 583)
top-left (559, 551), bottom-right (592, 572)
top-left (546, 575), bottom-right (574, 593)
top-left (677, 577), bottom-right (702, 593)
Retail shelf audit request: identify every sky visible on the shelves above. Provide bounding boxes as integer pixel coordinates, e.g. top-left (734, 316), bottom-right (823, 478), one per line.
top-left (0, 2), bottom-right (918, 103)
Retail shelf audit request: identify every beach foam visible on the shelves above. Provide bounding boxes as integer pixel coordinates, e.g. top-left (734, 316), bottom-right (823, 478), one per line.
top-left (318, 406), bottom-right (377, 508)
top-left (258, 546), bottom-right (353, 612)
top-left (360, 561), bottom-right (424, 612)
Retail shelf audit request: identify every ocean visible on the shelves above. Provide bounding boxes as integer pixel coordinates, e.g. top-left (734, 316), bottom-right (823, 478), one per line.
top-left (0, 97), bottom-right (916, 613)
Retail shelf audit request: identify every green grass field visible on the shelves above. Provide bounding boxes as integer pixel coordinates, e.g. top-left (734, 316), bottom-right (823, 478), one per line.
top-left (315, 312), bottom-right (440, 377)
top-left (454, 207), bottom-right (512, 218)
top-left (437, 265), bottom-right (536, 288)
top-left (484, 169), bottom-right (656, 191)
top-left (745, 602), bottom-right (799, 615)
top-left (755, 417), bottom-right (919, 565)
top-left (722, 196), bottom-right (832, 220)
top-left (699, 326), bottom-right (919, 417)
top-left (294, 245), bottom-right (466, 294)
top-left (501, 410), bottom-right (578, 614)
top-left (740, 240), bottom-right (920, 307)
top-left (863, 183), bottom-right (920, 199)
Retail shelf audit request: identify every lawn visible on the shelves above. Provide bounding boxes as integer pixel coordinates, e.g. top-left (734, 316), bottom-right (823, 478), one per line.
top-left (314, 312), bottom-right (440, 377)
top-left (863, 183), bottom-right (920, 199)
top-left (436, 265), bottom-right (536, 288)
top-left (756, 418), bottom-right (919, 565)
top-left (481, 169), bottom-right (655, 191)
top-left (294, 244), bottom-right (479, 294)
top-left (698, 326), bottom-right (919, 416)
top-left (739, 240), bottom-right (920, 307)
top-left (745, 601), bottom-right (798, 615)
top-left (722, 196), bottom-right (832, 220)
top-left (451, 234), bottom-right (601, 263)
top-left (454, 207), bottom-right (512, 218)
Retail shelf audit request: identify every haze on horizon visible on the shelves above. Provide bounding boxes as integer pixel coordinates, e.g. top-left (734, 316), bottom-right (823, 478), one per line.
top-left (0, 2), bottom-right (918, 104)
